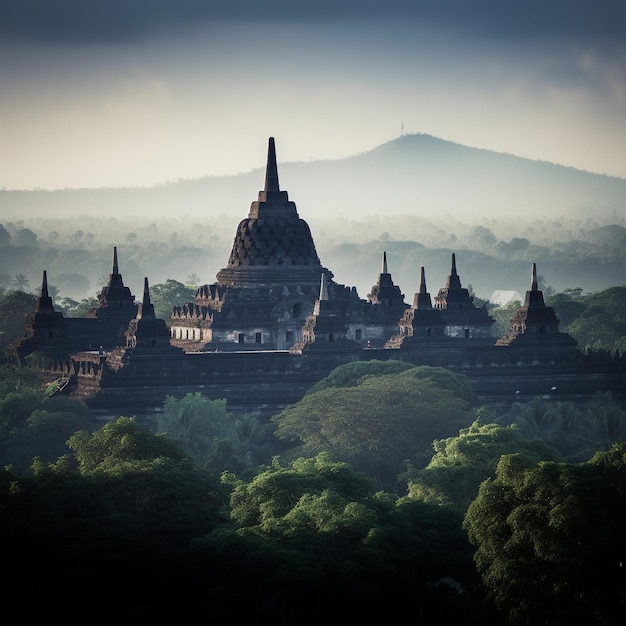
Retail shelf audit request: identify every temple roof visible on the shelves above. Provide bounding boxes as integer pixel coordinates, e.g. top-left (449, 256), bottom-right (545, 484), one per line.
top-left (96, 247), bottom-right (137, 314)
top-left (367, 251), bottom-right (406, 307)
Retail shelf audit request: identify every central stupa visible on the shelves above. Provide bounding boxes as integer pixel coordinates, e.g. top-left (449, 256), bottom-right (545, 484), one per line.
top-left (216, 137), bottom-right (332, 288)
top-left (170, 137), bottom-right (335, 350)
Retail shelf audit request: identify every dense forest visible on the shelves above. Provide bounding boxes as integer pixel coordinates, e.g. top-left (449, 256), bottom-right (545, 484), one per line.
top-left (0, 213), bottom-right (625, 303)
top-left (1, 209), bottom-right (625, 623)
top-left (0, 358), bottom-right (625, 625)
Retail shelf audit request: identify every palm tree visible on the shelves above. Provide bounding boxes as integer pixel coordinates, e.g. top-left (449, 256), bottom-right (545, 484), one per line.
top-left (514, 396), bottom-right (556, 440)
top-left (47, 284), bottom-right (60, 304)
top-left (187, 273), bottom-right (201, 288)
top-left (233, 414), bottom-right (269, 469)
top-left (546, 401), bottom-right (592, 462)
top-left (586, 391), bottom-right (626, 451)
top-left (10, 273), bottom-right (30, 291)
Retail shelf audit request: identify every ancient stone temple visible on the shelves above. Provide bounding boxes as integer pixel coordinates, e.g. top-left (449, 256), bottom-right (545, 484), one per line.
top-left (11, 137), bottom-right (626, 417)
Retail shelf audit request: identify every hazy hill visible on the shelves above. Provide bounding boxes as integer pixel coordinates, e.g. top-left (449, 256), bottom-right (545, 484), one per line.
top-left (2, 133), bottom-right (625, 223)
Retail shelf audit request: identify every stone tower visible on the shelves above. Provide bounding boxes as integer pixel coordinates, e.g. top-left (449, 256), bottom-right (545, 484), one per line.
top-left (126, 277), bottom-right (175, 350)
top-left (433, 253), bottom-right (494, 338)
top-left (216, 137), bottom-right (332, 289)
top-left (386, 266), bottom-right (447, 348)
top-left (89, 247), bottom-right (137, 320)
top-left (496, 263), bottom-right (577, 355)
top-left (16, 270), bottom-right (67, 359)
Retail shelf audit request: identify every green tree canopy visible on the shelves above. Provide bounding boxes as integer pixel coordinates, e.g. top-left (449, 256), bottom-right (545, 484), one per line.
top-left (548, 285), bottom-right (626, 354)
top-left (406, 420), bottom-right (562, 513)
top-left (149, 279), bottom-right (197, 321)
top-left (156, 393), bottom-right (243, 470)
top-left (69, 416), bottom-right (186, 473)
top-left (0, 289), bottom-right (36, 352)
top-left (272, 365), bottom-right (477, 491)
top-left (204, 452), bottom-right (485, 624)
top-left (65, 416), bottom-right (228, 540)
top-left (463, 443), bottom-right (626, 625)
top-left (0, 387), bottom-right (93, 472)
top-left (305, 358), bottom-right (416, 394)
top-left (502, 392), bottom-right (626, 462)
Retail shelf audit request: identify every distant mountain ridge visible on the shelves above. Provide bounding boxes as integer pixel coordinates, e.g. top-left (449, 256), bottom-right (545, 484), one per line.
top-left (2, 133), bottom-right (625, 222)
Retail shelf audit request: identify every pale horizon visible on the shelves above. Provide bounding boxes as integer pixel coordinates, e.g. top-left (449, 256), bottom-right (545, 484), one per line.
top-left (2, 2), bottom-right (625, 191)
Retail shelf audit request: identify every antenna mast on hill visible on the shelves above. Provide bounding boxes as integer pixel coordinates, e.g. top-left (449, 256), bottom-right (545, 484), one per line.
top-left (401, 122), bottom-right (405, 136)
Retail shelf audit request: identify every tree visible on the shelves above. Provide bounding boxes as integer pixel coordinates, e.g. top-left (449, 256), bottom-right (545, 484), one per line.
top-left (511, 395), bottom-right (556, 440)
top-left (69, 296), bottom-right (99, 317)
top-left (546, 291), bottom-right (586, 327)
top-left (488, 300), bottom-right (522, 336)
top-left (24, 417), bottom-right (229, 543)
top-left (232, 413), bottom-right (272, 472)
top-left (156, 393), bottom-right (240, 469)
top-left (9, 273), bottom-right (30, 291)
top-left (585, 391), bottom-right (626, 452)
top-left (54, 272), bottom-right (91, 297)
top-left (69, 416), bottom-right (186, 473)
top-left (0, 388), bottom-right (93, 472)
top-left (500, 393), bottom-right (626, 462)
top-left (0, 224), bottom-right (10, 246)
top-left (272, 365), bottom-right (477, 491)
top-left (0, 289), bottom-right (36, 352)
top-left (229, 453), bottom-right (377, 531)
top-left (405, 421), bottom-right (562, 513)
top-left (469, 226), bottom-right (497, 253)
top-left (464, 444), bottom-right (626, 625)
top-left (548, 286), bottom-right (626, 354)
top-left (149, 279), bottom-right (197, 321)
top-left (12, 228), bottom-right (37, 246)
top-left (305, 358), bottom-right (415, 394)
top-left (187, 273), bottom-right (201, 287)
top-left (218, 453), bottom-right (488, 624)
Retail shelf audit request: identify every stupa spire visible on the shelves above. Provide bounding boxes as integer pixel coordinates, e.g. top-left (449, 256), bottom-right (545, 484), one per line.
top-left (264, 137), bottom-right (280, 192)
top-left (524, 262), bottom-right (545, 308)
top-left (137, 277), bottom-right (156, 320)
top-left (531, 262), bottom-right (538, 291)
top-left (413, 266), bottom-right (433, 309)
top-left (35, 270), bottom-right (55, 313)
top-left (445, 252), bottom-right (462, 290)
top-left (112, 246), bottom-right (119, 275)
top-left (419, 266), bottom-right (427, 293)
top-left (41, 270), bottom-right (49, 298)
top-left (381, 251), bottom-right (388, 274)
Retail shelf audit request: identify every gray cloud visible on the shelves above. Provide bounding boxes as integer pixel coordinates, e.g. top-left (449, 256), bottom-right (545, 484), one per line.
top-left (1, 1), bottom-right (625, 44)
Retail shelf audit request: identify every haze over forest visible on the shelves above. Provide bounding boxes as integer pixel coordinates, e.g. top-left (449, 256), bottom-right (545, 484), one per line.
top-left (1, 134), bottom-right (625, 301)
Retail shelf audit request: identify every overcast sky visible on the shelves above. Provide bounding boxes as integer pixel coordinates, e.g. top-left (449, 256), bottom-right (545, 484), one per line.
top-left (1, 1), bottom-right (625, 189)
